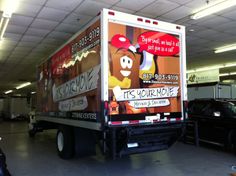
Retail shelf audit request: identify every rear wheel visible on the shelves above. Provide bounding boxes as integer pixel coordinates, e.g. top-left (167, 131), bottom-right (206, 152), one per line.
top-left (232, 137), bottom-right (236, 154)
top-left (28, 129), bottom-right (36, 138)
top-left (232, 143), bottom-right (236, 154)
top-left (56, 126), bottom-right (75, 159)
top-left (228, 130), bottom-right (236, 154)
top-left (28, 123), bottom-right (36, 138)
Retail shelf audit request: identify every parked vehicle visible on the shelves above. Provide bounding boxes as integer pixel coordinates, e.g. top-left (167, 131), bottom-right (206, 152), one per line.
top-left (29, 9), bottom-right (187, 159)
top-left (188, 98), bottom-right (236, 152)
top-left (2, 97), bottom-right (31, 121)
top-left (0, 148), bottom-right (11, 176)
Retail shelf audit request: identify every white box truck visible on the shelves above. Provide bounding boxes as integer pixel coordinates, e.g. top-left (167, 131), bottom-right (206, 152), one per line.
top-left (29, 9), bottom-right (187, 159)
top-left (2, 97), bottom-right (31, 120)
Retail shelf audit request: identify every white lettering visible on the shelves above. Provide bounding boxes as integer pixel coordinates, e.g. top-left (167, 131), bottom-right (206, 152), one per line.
top-left (59, 96), bottom-right (88, 111)
top-left (129, 99), bottom-right (170, 108)
top-left (114, 87), bottom-right (179, 101)
top-left (53, 65), bottom-right (100, 102)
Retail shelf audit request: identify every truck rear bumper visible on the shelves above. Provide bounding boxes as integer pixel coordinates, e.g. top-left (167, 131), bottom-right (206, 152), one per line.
top-left (108, 122), bottom-right (184, 158)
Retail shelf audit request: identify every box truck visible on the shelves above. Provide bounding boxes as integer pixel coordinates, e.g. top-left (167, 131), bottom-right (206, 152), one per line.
top-left (29, 9), bottom-right (187, 159)
top-left (3, 97), bottom-right (31, 120)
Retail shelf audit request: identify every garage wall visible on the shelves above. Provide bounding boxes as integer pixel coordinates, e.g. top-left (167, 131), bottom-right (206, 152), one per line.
top-left (188, 86), bottom-right (216, 101)
top-left (232, 85), bottom-right (236, 98)
top-left (217, 85), bottom-right (231, 98)
top-left (188, 84), bottom-right (234, 101)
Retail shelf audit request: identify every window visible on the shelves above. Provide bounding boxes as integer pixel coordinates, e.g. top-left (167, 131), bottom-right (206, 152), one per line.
top-left (202, 102), bottom-right (215, 117)
top-left (188, 101), bottom-right (209, 115)
top-left (221, 102), bottom-right (236, 116)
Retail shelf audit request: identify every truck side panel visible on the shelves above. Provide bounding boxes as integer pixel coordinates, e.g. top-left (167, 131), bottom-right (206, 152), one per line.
top-left (37, 19), bottom-right (102, 123)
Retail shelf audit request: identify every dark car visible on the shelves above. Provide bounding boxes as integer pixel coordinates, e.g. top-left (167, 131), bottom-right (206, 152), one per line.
top-left (0, 148), bottom-right (11, 176)
top-left (188, 99), bottom-right (236, 152)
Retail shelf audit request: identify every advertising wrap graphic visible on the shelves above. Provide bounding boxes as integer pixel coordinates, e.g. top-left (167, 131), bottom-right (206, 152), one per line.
top-left (37, 20), bottom-right (101, 116)
top-left (108, 22), bottom-right (181, 115)
top-left (113, 86), bottom-right (179, 101)
top-left (52, 65), bottom-right (100, 102)
top-left (137, 31), bottom-right (179, 56)
top-left (37, 19), bottom-right (182, 119)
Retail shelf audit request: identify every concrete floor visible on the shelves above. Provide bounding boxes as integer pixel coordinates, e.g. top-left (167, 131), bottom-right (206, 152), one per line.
top-left (0, 121), bottom-right (235, 176)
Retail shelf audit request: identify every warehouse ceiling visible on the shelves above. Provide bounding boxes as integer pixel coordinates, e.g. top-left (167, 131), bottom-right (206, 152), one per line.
top-left (1, 0), bottom-right (236, 95)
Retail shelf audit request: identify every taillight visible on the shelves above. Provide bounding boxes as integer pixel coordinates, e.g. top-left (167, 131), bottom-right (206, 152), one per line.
top-left (108, 11), bottom-right (115, 16)
top-left (104, 101), bottom-right (109, 110)
top-left (137, 18), bottom-right (143, 22)
top-left (183, 100), bottom-right (188, 119)
top-left (184, 100), bottom-right (188, 109)
top-left (153, 21), bottom-right (158, 25)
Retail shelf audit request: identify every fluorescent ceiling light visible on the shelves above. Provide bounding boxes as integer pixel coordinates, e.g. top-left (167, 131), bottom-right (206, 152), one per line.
top-left (231, 72), bottom-right (236, 75)
top-left (220, 72), bottom-right (236, 77)
top-left (4, 90), bottom-right (12, 94)
top-left (187, 70), bottom-right (195, 74)
top-left (224, 63), bottom-right (236, 67)
top-left (31, 91), bottom-right (36, 94)
top-left (191, 0), bottom-right (236, 20)
top-left (187, 62), bottom-right (236, 73)
top-left (219, 73), bottom-right (229, 76)
top-left (187, 65), bottom-right (223, 73)
top-left (195, 65), bottom-right (223, 72)
top-left (0, 0), bottom-right (19, 40)
top-left (215, 43), bottom-right (236, 53)
top-left (16, 82), bottom-right (31, 89)
top-left (0, 12), bottom-right (11, 40)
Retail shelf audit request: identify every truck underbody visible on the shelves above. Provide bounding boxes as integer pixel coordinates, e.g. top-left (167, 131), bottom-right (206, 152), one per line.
top-left (29, 115), bottom-right (184, 159)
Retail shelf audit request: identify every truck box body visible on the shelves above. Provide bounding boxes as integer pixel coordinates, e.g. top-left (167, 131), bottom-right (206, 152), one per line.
top-left (33, 9), bottom-right (187, 158)
top-left (2, 97), bottom-right (30, 120)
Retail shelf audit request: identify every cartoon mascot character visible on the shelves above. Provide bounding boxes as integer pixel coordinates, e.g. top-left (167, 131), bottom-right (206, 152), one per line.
top-left (108, 34), bottom-right (146, 114)
top-left (108, 34), bottom-right (138, 89)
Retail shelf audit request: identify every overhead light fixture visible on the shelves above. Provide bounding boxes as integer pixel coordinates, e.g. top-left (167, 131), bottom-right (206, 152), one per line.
top-left (31, 91), bottom-right (36, 94)
top-left (224, 63), bottom-right (236, 67)
top-left (191, 0), bottom-right (236, 20)
top-left (187, 62), bottom-right (236, 73)
top-left (16, 82), bottom-right (31, 90)
top-left (0, 0), bottom-right (20, 40)
top-left (219, 72), bottom-right (236, 77)
top-left (4, 90), bottom-right (13, 94)
top-left (219, 73), bottom-right (229, 76)
top-left (215, 43), bottom-right (236, 53)
top-left (0, 12), bottom-right (11, 40)
top-left (187, 65), bottom-right (223, 73)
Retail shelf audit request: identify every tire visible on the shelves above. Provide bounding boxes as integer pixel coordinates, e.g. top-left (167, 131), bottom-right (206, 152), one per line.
top-left (231, 136), bottom-right (236, 154)
top-left (56, 126), bottom-right (75, 159)
top-left (232, 142), bottom-right (236, 154)
top-left (28, 129), bottom-right (36, 138)
top-left (227, 130), bottom-right (236, 154)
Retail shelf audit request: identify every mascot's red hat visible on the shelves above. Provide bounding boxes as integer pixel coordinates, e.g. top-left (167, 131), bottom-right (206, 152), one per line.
top-left (110, 34), bottom-right (136, 53)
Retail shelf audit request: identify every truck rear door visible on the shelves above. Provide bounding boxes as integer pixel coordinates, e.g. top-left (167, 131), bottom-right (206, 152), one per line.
top-left (101, 9), bottom-right (187, 126)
